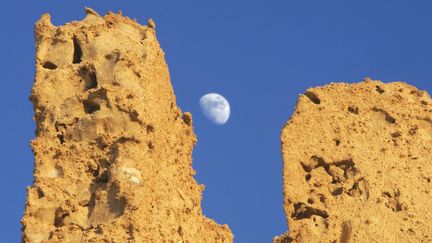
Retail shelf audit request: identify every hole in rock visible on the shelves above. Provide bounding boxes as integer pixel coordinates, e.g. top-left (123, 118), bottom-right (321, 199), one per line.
top-left (312, 156), bottom-right (330, 172)
top-left (147, 141), bottom-right (155, 150)
top-left (385, 115), bottom-right (396, 124)
top-left (128, 111), bottom-right (142, 124)
top-left (108, 184), bottom-right (126, 217)
top-left (372, 107), bottom-right (396, 124)
top-left (146, 125), bottom-right (155, 133)
top-left (37, 187), bottom-right (45, 199)
top-left (54, 208), bottom-right (69, 227)
top-left (332, 187), bottom-right (344, 196)
top-left (304, 91), bottom-right (321, 104)
top-left (319, 195), bottom-right (326, 203)
top-left (42, 61), bottom-right (57, 70)
top-left (72, 36), bottom-right (82, 64)
top-left (391, 132), bottom-right (402, 138)
top-left (57, 134), bottom-right (65, 144)
top-left (83, 89), bottom-right (108, 114)
top-left (55, 123), bottom-right (67, 144)
top-left (300, 161), bottom-right (312, 173)
top-left (96, 170), bottom-right (109, 184)
top-left (333, 159), bottom-right (355, 170)
top-left (348, 106), bottom-right (359, 114)
top-left (395, 202), bottom-right (403, 212)
top-left (83, 100), bottom-right (100, 114)
top-left (292, 202), bottom-right (329, 220)
top-left (182, 113), bottom-right (192, 126)
top-left (78, 67), bottom-right (97, 90)
top-left (105, 50), bottom-right (120, 62)
top-left (376, 85), bottom-right (385, 94)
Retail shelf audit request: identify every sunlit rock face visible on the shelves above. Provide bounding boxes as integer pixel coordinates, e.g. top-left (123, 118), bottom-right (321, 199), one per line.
top-left (22, 8), bottom-right (232, 243)
top-left (274, 79), bottom-right (432, 242)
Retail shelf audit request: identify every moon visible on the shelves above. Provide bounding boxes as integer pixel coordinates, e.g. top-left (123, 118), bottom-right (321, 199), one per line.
top-left (199, 93), bottom-right (230, 125)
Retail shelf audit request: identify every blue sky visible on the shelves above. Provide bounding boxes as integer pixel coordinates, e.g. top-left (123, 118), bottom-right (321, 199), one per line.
top-left (1, 1), bottom-right (432, 242)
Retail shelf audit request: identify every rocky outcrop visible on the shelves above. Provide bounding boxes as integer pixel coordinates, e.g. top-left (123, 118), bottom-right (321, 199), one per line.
top-left (275, 79), bottom-right (432, 242)
top-left (22, 8), bottom-right (232, 242)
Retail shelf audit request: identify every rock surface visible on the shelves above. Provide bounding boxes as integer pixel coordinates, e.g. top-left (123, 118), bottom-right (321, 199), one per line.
top-left (275, 79), bottom-right (432, 242)
top-left (22, 8), bottom-right (232, 242)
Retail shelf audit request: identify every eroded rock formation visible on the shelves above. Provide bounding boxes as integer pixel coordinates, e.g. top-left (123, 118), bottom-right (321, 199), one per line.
top-left (275, 79), bottom-right (432, 242)
top-left (22, 8), bottom-right (232, 242)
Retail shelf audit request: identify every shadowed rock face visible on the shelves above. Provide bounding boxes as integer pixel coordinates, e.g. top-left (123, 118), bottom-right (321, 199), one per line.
top-left (22, 8), bottom-right (232, 243)
top-left (274, 79), bottom-right (432, 242)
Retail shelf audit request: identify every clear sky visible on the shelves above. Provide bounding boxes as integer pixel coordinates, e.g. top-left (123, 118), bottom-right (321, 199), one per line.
top-left (1, 1), bottom-right (432, 242)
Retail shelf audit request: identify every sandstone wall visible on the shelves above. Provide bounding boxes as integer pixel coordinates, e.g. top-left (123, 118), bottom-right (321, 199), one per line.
top-left (275, 79), bottom-right (432, 242)
top-left (22, 8), bottom-right (232, 243)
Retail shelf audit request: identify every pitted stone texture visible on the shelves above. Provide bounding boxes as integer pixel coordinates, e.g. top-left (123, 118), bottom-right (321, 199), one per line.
top-left (275, 79), bottom-right (432, 242)
top-left (22, 8), bottom-right (232, 243)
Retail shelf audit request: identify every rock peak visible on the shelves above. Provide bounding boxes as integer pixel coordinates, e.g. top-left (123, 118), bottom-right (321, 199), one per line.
top-left (275, 80), bottom-right (432, 242)
top-left (22, 9), bottom-right (232, 243)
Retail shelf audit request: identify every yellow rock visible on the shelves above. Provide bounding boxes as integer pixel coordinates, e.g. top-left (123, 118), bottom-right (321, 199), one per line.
top-left (276, 80), bottom-right (432, 242)
top-left (22, 8), bottom-right (233, 243)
